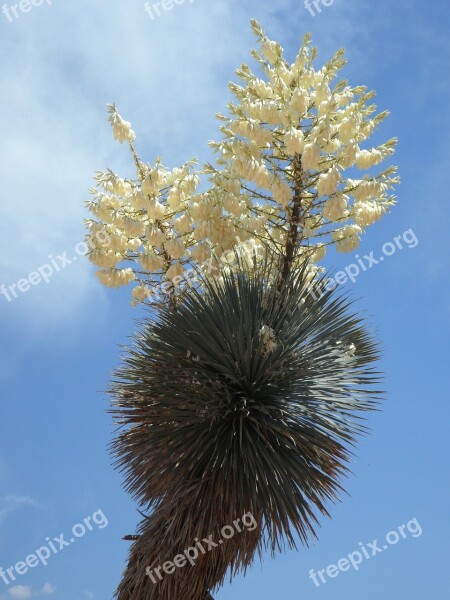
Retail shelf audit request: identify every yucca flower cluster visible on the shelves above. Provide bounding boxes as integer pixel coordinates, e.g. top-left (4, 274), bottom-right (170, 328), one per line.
top-left (85, 20), bottom-right (399, 307)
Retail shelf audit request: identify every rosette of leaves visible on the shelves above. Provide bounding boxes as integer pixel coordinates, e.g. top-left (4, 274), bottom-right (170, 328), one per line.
top-left (111, 260), bottom-right (381, 599)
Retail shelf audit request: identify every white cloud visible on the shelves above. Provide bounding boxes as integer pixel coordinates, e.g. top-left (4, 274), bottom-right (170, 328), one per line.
top-left (0, 1), bottom-right (252, 325)
top-left (8, 587), bottom-right (32, 600)
top-left (0, 496), bottom-right (42, 521)
top-left (40, 584), bottom-right (55, 595)
top-left (3, 584), bottom-right (55, 600)
top-left (0, 0), bottom-right (361, 330)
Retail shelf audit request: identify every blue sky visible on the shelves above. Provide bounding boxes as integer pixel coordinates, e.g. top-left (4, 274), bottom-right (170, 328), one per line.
top-left (0, 0), bottom-right (449, 598)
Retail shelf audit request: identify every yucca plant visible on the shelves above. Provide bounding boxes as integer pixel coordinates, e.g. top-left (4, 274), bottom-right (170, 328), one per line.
top-left (110, 260), bottom-right (381, 598)
top-left (85, 19), bottom-right (398, 598)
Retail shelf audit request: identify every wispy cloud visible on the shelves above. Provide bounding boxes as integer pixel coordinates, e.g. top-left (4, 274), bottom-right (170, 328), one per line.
top-left (0, 0), bottom-right (361, 328)
top-left (1, 583), bottom-right (55, 599)
top-left (39, 585), bottom-right (55, 595)
top-left (7, 587), bottom-right (33, 600)
top-left (0, 496), bottom-right (42, 521)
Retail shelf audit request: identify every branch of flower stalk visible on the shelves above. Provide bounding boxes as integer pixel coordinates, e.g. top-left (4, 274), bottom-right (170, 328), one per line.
top-left (127, 140), bottom-right (178, 310)
top-left (128, 140), bottom-right (146, 181)
top-left (235, 227), bottom-right (282, 255)
top-left (240, 183), bottom-right (275, 202)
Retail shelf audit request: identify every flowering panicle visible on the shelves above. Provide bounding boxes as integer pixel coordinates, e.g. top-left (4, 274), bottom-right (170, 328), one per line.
top-left (86, 22), bottom-right (399, 306)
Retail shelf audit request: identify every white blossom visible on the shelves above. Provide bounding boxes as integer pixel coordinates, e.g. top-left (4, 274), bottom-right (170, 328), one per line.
top-left (164, 238), bottom-right (186, 260)
top-left (283, 128), bottom-right (305, 155)
top-left (141, 253), bottom-right (165, 272)
top-left (166, 262), bottom-right (184, 281)
top-left (354, 201), bottom-right (385, 226)
top-left (272, 178), bottom-right (293, 207)
top-left (190, 244), bottom-right (211, 263)
top-left (173, 214), bottom-right (192, 234)
top-left (302, 142), bottom-right (321, 171)
top-left (108, 105), bottom-right (136, 144)
top-left (259, 325), bottom-right (277, 355)
top-left (96, 267), bottom-right (135, 288)
top-left (355, 148), bottom-right (384, 170)
top-left (317, 166), bottom-right (341, 196)
top-left (333, 225), bottom-right (362, 253)
top-left (323, 194), bottom-right (348, 221)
